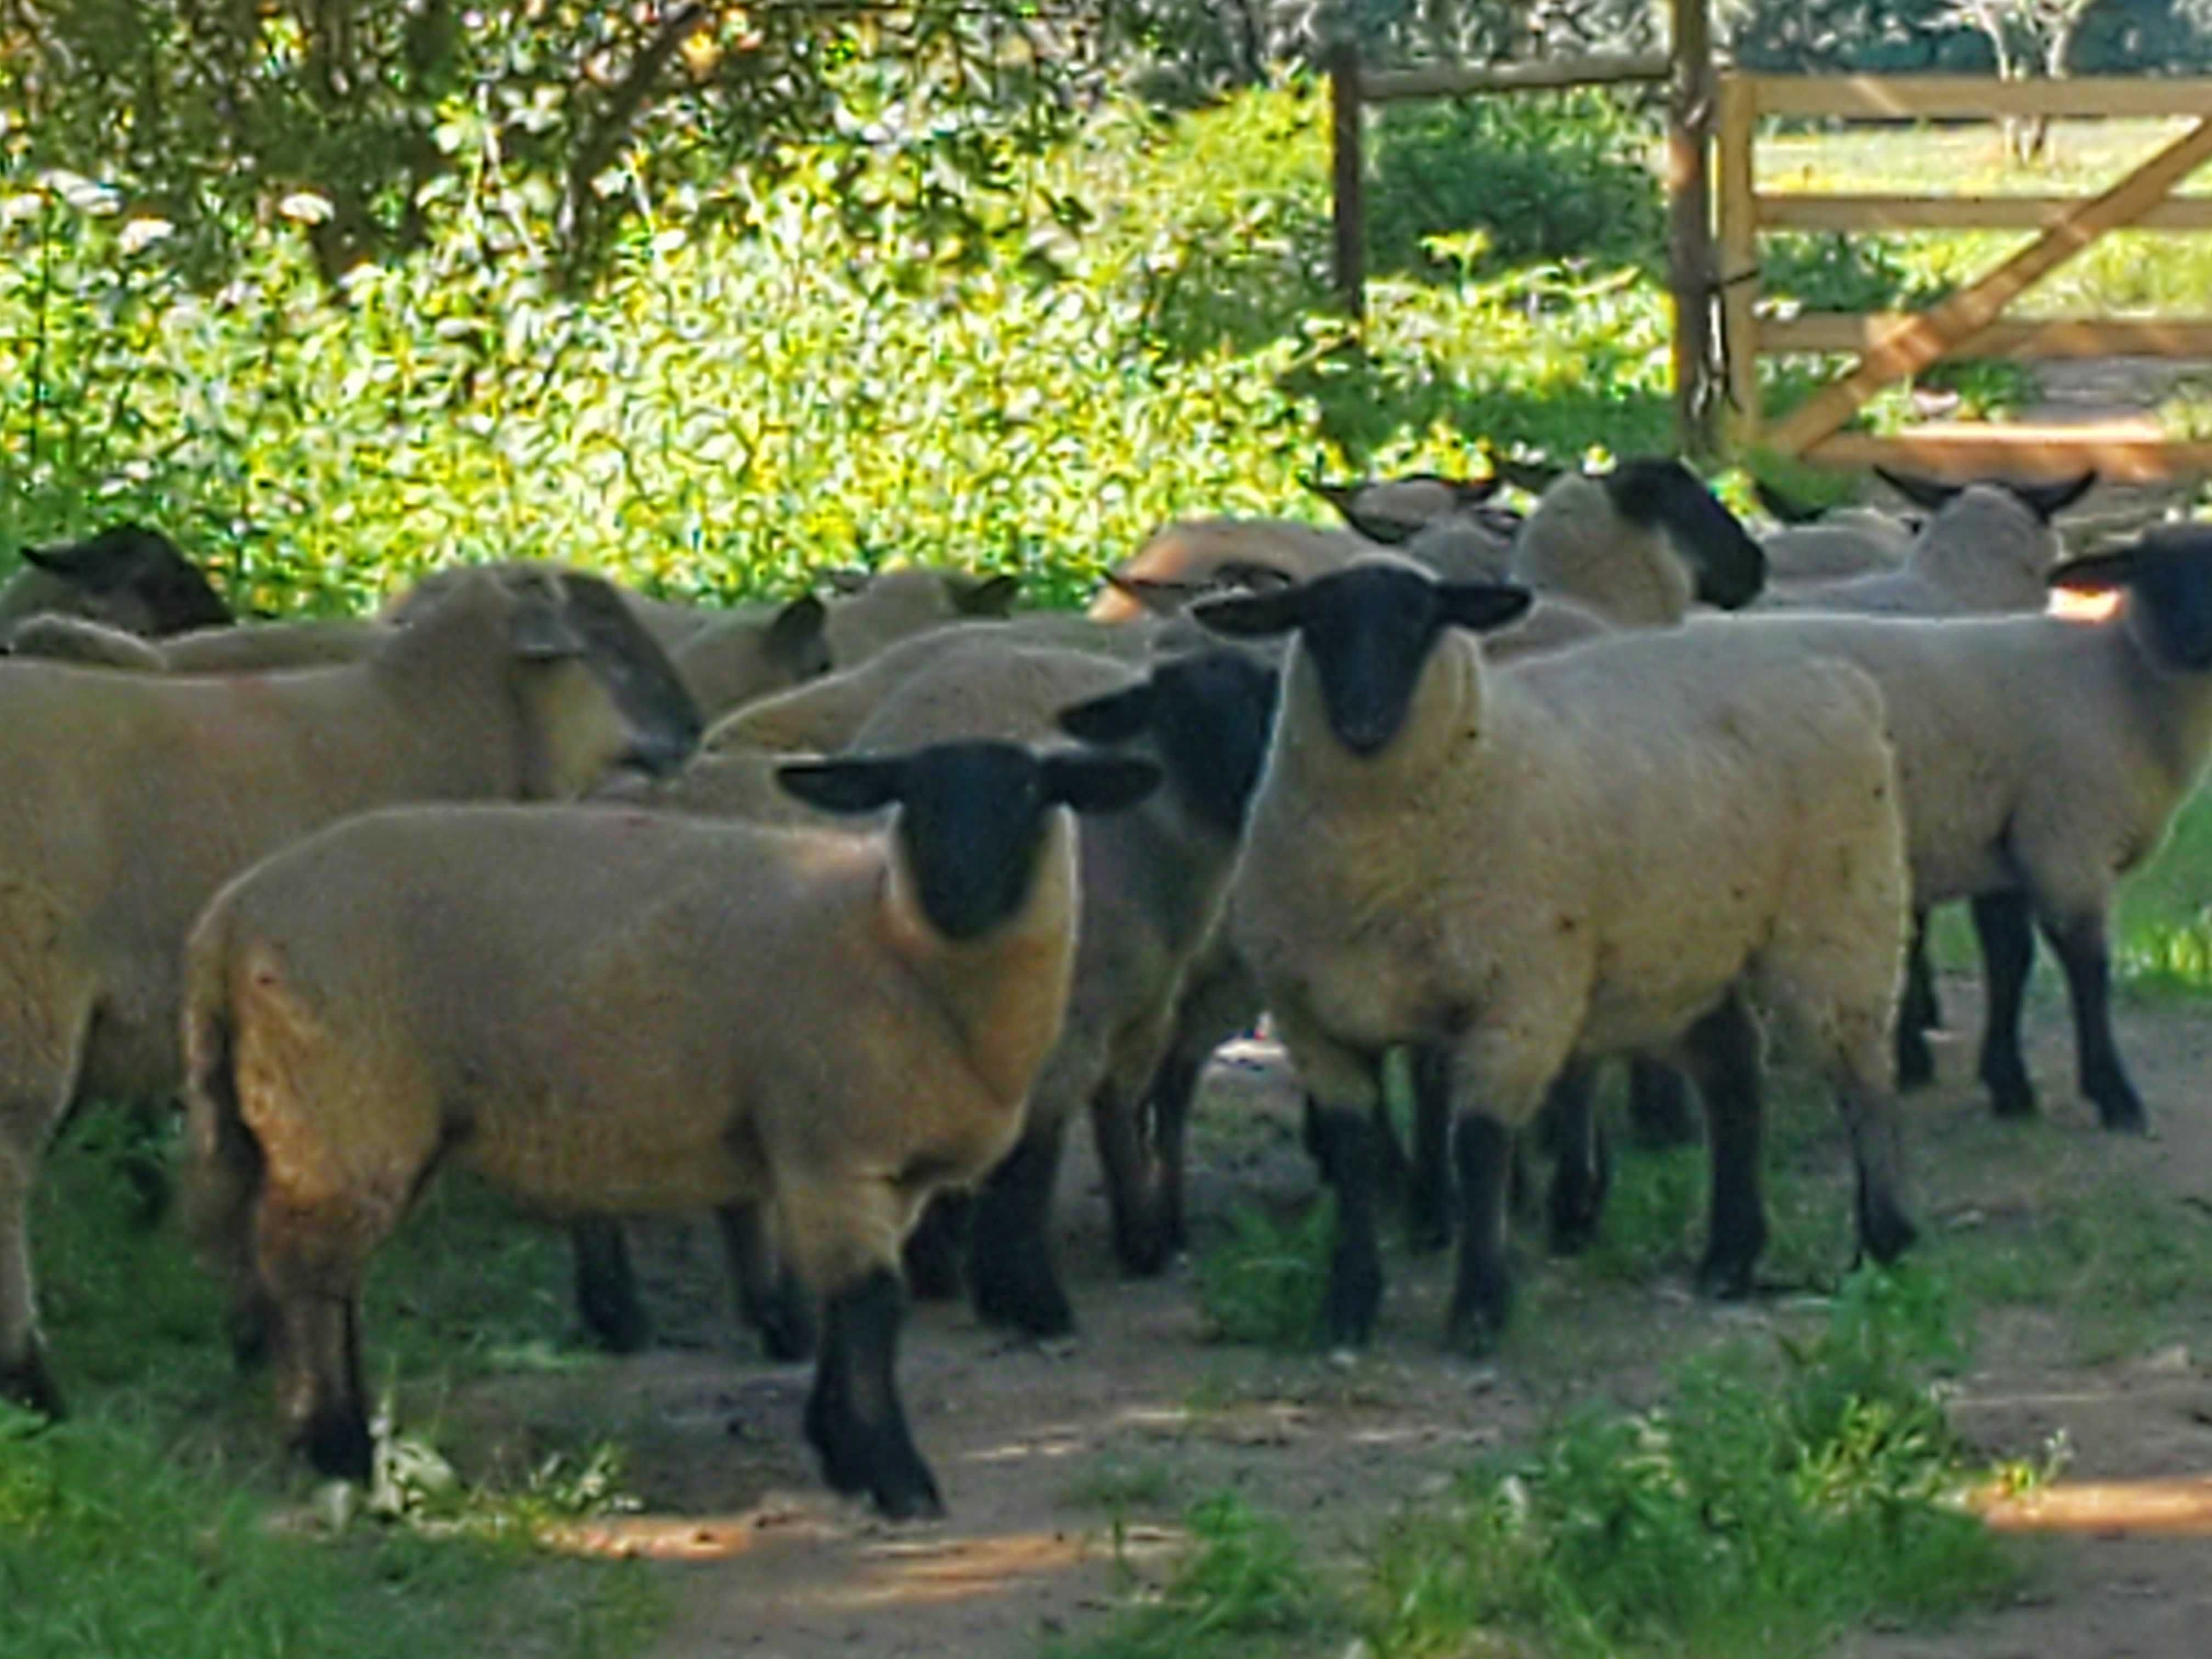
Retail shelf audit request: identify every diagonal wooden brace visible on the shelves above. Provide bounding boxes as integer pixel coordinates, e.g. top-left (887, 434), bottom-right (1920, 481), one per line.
top-left (1767, 114), bottom-right (2212, 457)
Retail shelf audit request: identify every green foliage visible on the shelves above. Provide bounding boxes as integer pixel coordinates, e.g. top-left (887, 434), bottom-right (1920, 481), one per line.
top-left (1052, 1493), bottom-right (1344, 1659)
top-left (1367, 91), bottom-right (1666, 275)
top-left (1365, 1267), bottom-right (2014, 1659)
top-left (1195, 1200), bottom-right (1334, 1350)
top-left (1759, 233), bottom-right (1952, 315)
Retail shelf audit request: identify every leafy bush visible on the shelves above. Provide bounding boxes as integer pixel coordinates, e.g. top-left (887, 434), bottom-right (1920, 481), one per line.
top-left (1367, 89), bottom-right (1666, 275)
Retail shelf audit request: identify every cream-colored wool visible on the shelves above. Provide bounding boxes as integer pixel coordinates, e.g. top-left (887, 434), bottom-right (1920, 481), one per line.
top-left (184, 796), bottom-right (1079, 1310)
top-left (1506, 472), bottom-right (1699, 627)
top-left (1761, 511), bottom-right (1914, 586)
top-left (3, 613), bottom-right (170, 669)
top-left (1762, 486), bottom-right (2063, 616)
top-left (383, 557), bottom-right (716, 651)
top-left (0, 569), bottom-right (692, 1410)
top-left (1233, 577), bottom-right (1910, 1141)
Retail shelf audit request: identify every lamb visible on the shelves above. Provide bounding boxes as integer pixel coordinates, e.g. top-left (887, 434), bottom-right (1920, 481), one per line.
top-left (1197, 557), bottom-right (1915, 1351)
top-left (0, 524), bottom-right (232, 640)
top-left (182, 738), bottom-right (1160, 1517)
top-left (1754, 478), bottom-right (1918, 584)
top-left (1760, 471), bottom-right (2095, 616)
top-left (1696, 524), bottom-right (2212, 1133)
top-left (0, 568), bottom-right (700, 1414)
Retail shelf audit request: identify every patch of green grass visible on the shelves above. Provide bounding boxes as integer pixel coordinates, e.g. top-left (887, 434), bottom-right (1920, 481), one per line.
top-left (1049, 1493), bottom-right (1346, 1659)
top-left (1364, 1267), bottom-right (2013, 1659)
top-left (18, 1113), bottom-right (667, 1659)
top-left (1934, 1181), bottom-right (2212, 1363)
top-left (1194, 1199), bottom-right (1333, 1350)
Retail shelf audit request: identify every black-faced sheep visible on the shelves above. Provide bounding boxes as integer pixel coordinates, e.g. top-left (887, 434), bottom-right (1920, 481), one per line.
top-left (183, 740), bottom-right (1159, 1517)
top-left (0, 569), bottom-right (699, 1415)
top-left (1198, 559), bottom-right (1915, 1352)
top-left (0, 524), bottom-right (232, 640)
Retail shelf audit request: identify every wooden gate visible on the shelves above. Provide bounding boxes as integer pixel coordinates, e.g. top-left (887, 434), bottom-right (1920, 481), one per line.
top-left (1716, 75), bottom-right (2212, 481)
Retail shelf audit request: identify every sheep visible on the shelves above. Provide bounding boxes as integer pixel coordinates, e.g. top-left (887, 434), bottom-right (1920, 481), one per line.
top-left (1760, 471), bottom-right (2096, 616)
top-left (182, 738), bottom-right (1161, 1516)
top-left (0, 524), bottom-right (232, 640)
top-left (381, 558), bottom-right (719, 651)
top-left (1508, 458), bottom-right (1768, 624)
top-left (848, 645), bottom-right (1282, 1336)
top-left (664, 596), bottom-right (833, 721)
top-left (819, 565), bottom-right (1021, 661)
top-left (7, 613), bottom-right (394, 673)
top-left (1754, 479), bottom-right (1918, 585)
top-left (1697, 524), bottom-right (2212, 1135)
top-left (1196, 558), bottom-right (1915, 1352)
top-left (1304, 472), bottom-right (1512, 545)
top-left (0, 567), bottom-right (701, 1415)
top-left (2, 613), bottom-right (173, 669)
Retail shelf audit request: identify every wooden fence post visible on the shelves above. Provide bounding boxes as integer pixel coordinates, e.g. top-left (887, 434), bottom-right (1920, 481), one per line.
top-left (1667, 0), bottom-right (1716, 458)
top-left (1329, 39), bottom-right (1366, 323)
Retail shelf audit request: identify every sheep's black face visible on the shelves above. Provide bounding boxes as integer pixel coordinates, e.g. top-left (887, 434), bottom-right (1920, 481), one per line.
top-left (778, 742), bottom-right (1161, 941)
top-left (2052, 528), bottom-right (2212, 672)
top-left (1602, 458), bottom-right (1767, 611)
top-left (1194, 566), bottom-right (1530, 760)
top-left (1058, 651), bottom-right (1281, 838)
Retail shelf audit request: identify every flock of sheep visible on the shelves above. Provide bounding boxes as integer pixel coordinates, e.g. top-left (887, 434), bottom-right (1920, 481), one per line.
top-left (0, 452), bottom-right (2203, 1523)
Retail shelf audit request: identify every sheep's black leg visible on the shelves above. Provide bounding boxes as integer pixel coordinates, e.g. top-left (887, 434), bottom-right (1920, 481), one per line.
top-left (1147, 1049), bottom-right (1204, 1260)
top-left (1626, 1060), bottom-right (1700, 1148)
top-left (1682, 994), bottom-right (1768, 1299)
top-left (569, 1218), bottom-right (652, 1355)
top-left (1092, 1075), bottom-right (1175, 1280)
top-left (1895, 907), bottom-right (1938, 1091)
top-left (805, 1268), bottom-right (941, 1520)
top-left (1307, 1098), bottom-right (1385, 1351)
top-left (1973, 889), bottom-right (2038, 1119)
top-left (1406, 1046), bottom-right (1454, 1254)
top-left (1446, 1110), bottom-right (1515, 1355)
top-left (717, 1203), bottom-right (816, 1362)
top-left (901, 1193), bottom-right (969, 1302)
top-left (0, 1146), bottom-right (63, 1417)
top-left (1544, 1063), bottom-right (1610, 1256)
top-left (284, 1292), bottom-right (373, 1482)
top-left (2041, 911), bottom-right (2146, 1132)
top-left (967, 1120), bottom-right (1074, 1339)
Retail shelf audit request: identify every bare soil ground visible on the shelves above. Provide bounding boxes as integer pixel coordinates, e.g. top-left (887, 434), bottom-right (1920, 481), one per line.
top-left (405, 966), bottom-right (2212, 1659)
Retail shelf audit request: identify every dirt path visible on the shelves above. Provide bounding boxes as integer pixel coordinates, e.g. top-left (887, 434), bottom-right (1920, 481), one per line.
top-left (427, 976), bottom-right (2212, 1658)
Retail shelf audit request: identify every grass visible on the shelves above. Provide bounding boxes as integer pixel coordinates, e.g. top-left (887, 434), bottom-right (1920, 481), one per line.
top-left (15, 1110), bottom-right (669, 1659)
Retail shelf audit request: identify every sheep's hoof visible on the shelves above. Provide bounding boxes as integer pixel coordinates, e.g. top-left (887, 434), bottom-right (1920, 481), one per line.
top-left (579, 1298), bottom-right (653, 1357)
top-left (0, 1340), bottom-right (65, 1420)
top-left (2092, 1087), bottom-right (2150, 1136)
top-left (300, 1408), bottom-right (374, 1483)
top-left (809, 1408), bottom-right (944, 1520)
top-left (870, 1460), bottom-right (947, 1522)
top-left (1694, 1248), bottom-right (1758, 1302)
top-left (1984, 1072), bottom-right (2038, 1120)
top-left (1445, 1272), bottom-right (1511, 1357)
top-left (1111, 1213), bottom-right (1177, 1279)
top-left (1855, 1183), bottom-right (1920, 1266)
top-left (971, 1260), bottom-right (1075, 1340)
top-left (1895, 1035), bottom-right (1936, 1093)
top-left (1321, 1245), bottom-right (1383, 1351)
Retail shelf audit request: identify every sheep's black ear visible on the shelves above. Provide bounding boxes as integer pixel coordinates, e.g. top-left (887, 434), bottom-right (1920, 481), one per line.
top-left (1491, 455), bottom-right (1565, 494)
top-left (1191, 585), bottom-right (1311, 639)
top-left (2011, 471), bottom-right (2098, 521)
top-left (2047, 546), bottom-right (2138, 592)
top-left (1873, 467), bottom-right (1964, 512)
top-left (1101, 572), bottom-right (1204, 617)
top-left (1753, 479), bottom-right (1820, 524)
top-left (825, 566), bottom-right (873, 596)
top-left (765, 594), bottom-right (830, 669)
top-left (776, 755), bottom-right (907, 814)
top-left (1334, 499), bottom-right (1424, 546)
top-left (948, 572), bottom-right (1020, 616)
top-left (1040, 753), bottom-right (1163, 815)
top-left (1303, 475), bottom-right (1362, 515)
top-left (1058, 681), bottom-right (1156, 745)
top-left (1436, 582), bottom-right (1535, 633)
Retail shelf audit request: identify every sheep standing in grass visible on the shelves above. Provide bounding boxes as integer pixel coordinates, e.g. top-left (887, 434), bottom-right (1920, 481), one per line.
top-left (1197, 559), bottom-right (1915, 1351)
top-left (1703, 526), bottom-right (2212, 1133)
top-left (0, 524), bottom-right (232, 641)
top-left (0, 569), bottom-right (698, 1414)
top-left (183, 740), bottom-right (1159, 1517)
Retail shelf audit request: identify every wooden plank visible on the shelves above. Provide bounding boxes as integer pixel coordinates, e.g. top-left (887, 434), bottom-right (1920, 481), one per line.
top-left (1752, 74), bottom-right (2212, 120)
top-left (1757, 193), bottom-right (2212, 232)
top-left (1329, 41), bottom-right (1365, 322)
top-left (1364, 52), bottom-right (1669, 102)
top-left (1667, 0), bottom-right (1716, 456)
top-left (1764, 115), bottom-right (2212, 456)
top-left (1716, 75), bottom-right (1761, 448)
top-left (1805, 430), bottom-right (2212, 483)
top-left (1763, 315), bottom-right (2212, 358)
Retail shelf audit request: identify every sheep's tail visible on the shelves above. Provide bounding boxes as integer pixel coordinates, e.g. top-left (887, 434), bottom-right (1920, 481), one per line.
top-left (179, 895), bottom-right (267, 1357)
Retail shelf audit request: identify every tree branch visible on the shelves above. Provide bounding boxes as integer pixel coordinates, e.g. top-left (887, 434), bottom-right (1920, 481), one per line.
top-left (558, 3), bottom-right (708, 269)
